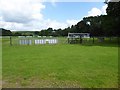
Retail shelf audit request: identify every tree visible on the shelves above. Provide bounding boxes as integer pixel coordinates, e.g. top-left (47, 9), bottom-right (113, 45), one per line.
top-left (0, 28), bottom-right (12, 36)
top-left (13, 32), bottom-right (22, 36)
top-left (106, 1), bottom-right (120, 36)
top-left (47, 27), bottom-right (53, 36)
top-left (34, 31), bottom-right (40, 36)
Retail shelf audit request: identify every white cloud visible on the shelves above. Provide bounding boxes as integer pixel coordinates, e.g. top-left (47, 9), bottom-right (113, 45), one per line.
top-left (0, 18), bottom-right (80, 31)
top-left (66, 19), bottom-right (80, 26)
top-left (0, 0), bottom-right (45, 23)
top-left (50, 0), bottom-right (57, 7)
top-left (36, 19), bottom-right (80, 30)
top-left (0, 20), bottom-right (32, 31)
top-left (0, 0), bottom-right (80, 31)
top-left (88, 8), bottom-right (102, 16)
top-left (45, 0), bottom-right (105, 2)
top-left (88, 4), bottom-right (107, 16)
top-left (0, 18), bottom-right (66, 31)
top-left (0, 16), bottom-right (3, 21)
top-left (41, 19), bottom-right (80, 30)
top-left (1, 0), bottom-right (107, 31)
top-left (101, 4), bottom-right (107, 15)
top-left (45, 19), bottom-right (67, 29)
top-left (0, 0), bottom-right (46, 31)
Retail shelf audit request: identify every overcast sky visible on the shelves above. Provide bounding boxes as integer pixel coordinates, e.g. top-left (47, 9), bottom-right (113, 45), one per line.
top-left (0, 0), bottom-right (107, 31)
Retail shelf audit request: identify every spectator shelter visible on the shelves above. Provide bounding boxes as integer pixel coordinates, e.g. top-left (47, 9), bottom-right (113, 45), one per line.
top-left (67, 33), bottom-right (90, 44)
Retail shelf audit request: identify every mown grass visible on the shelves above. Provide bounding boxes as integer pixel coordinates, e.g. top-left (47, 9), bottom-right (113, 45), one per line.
top-left (0, 38), bottom-right (2, 89)
top-left (2, 37), bottom-right (118, 88)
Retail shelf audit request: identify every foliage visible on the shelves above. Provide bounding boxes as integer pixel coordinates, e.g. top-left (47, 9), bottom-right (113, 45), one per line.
top-left (0, 28), bottom-right (12, 36)
top-left (106, 1), bottom-right (120, 36)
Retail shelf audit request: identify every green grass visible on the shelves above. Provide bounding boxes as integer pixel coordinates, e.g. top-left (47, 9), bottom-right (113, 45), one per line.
top-left (0, 38), bottom-right (2, 89)
top-left (2, 37), bottom-right (118, 88)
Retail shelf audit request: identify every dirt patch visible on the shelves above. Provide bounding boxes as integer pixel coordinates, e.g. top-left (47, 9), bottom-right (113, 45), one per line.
top-left (0, 80), bottom-right (2, 89)
top-left (2, 77), bottom-right (81, 88)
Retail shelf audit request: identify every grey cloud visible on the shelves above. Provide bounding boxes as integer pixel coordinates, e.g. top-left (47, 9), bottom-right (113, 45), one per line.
top-left (2, 12), bottom-right (33, 23)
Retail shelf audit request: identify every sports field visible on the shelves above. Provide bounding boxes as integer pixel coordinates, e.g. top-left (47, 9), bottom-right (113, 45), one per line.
top-left (2, 37), bottom-right (118, 88)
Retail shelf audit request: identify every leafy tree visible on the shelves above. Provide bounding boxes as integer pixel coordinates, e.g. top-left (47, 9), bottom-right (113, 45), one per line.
top-left (106, 1), bottom-right (120, 36)
top-left (0, 28), bottom-right (12, 36)
top-left (13, 32), bottom-right (22, 36)
top-left (34, 31), bottom-right (40, 36)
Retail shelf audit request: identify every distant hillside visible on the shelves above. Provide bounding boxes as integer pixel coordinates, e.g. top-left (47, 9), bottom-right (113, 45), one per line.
top-left (0, 28), bottom-right (12, 36)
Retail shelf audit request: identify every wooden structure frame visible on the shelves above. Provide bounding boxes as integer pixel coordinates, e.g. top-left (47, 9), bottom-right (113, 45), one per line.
top-left (67, 33), bottom-right (90, 44)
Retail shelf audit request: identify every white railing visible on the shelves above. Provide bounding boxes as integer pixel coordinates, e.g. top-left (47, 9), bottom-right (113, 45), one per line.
top-left (19, 40), bottom-right (32, 45)
top-left (34, 39), bottom-right (58, 44)
top-left (19, 39), bottom-right (58, 45)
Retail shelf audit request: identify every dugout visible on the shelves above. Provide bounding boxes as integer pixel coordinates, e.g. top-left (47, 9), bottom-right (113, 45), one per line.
top-left (67, 33), bottom-right (90, 44)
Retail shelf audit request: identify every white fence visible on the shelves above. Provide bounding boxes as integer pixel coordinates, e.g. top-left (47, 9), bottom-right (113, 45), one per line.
top-left (19, 36), bottom-right (32, 45)
top-left (19, 39), bottom-right (58, 45)
top-left (46, 39), bottom-right (58, 44)
top-left (35, 39), bottom-right (46, 44)
top-left (19, 40), bottom-right (32, 45)
top-left (35, 39), bottom-right (58, 44)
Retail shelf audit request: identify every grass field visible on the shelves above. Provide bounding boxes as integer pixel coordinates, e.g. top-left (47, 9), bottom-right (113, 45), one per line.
top-left (2, 37), bottom-right (118, 88)
top-left (0, 38), bottom-right (2, 89)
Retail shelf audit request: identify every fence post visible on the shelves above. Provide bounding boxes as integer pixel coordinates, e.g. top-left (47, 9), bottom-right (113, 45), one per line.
top-left (28, 38), bottom-right (29, 45)
top-left (93, 37), bottom-right (94, 44)
top-left (80, 36), bottom-right (82, 44)
top-left (10, 36), bottom-right (12, 46)
top-left (68, 38), bottom-right (70, 43)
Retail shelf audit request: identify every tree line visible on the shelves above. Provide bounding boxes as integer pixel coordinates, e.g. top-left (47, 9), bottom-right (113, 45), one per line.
top-left (1, 1), bottom-right (120, 37)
